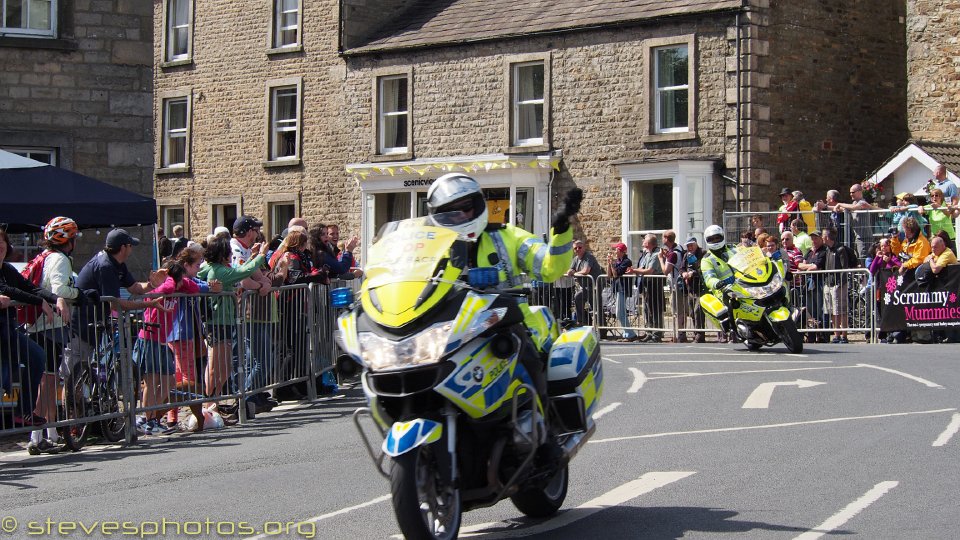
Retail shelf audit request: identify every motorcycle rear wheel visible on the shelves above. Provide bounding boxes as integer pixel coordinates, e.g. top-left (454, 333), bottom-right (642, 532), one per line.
top-left (510, 462), bottom-right (569, 518)
top-left (390, 443), bottom-right (461, 540)
top-left (777, 318), bottom-right (804, 354)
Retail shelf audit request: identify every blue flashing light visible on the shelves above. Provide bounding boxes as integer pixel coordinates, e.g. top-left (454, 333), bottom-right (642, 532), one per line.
top-left (330, 287), bottom-right (355, 308)
top-left (467, 267), bottom-right (500, 289)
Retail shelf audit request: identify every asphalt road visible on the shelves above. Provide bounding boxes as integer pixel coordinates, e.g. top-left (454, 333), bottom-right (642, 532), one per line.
top-left (1, 342), bottom-right (958, 540)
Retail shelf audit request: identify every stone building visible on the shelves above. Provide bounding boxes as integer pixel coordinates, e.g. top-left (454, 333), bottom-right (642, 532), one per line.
top-left (154, 0), bottom-right (908, 259)
top-left (0, 0), bottom-right (154, 266)
top-left (860, 2), bottom-right (960, 208)
top-left (906, 1), bottom-right (960, 142)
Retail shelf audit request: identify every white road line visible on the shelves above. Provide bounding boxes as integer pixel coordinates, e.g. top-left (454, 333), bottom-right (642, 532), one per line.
top-left (593, 402), bottom-right (621, 419)
top-left (607, 352), bottom-right (809, 358)
top-left (932, 412), bottom-right (960, 447)
top-left (589, 408), bottom-right (957, 444)
top-left (627, 368), bottom-right (647, 393)
top-left (636, 359), bottom-right (832, 364)
top-left (650, 365), bottom-right (859, 380)
top-left (249, 495), bottom-right (390, 540)
top-left (792, 481), bottom-right (899, 540)
top-left (458, 471), bottom-right (696, 538)
top-left (602, 356), bottom-right (621, 364)
top-left (858, 363), bottom-right (944, 389)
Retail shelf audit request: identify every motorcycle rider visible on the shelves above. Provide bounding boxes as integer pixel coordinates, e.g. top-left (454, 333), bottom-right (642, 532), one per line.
top-left (426, 173), bottom-right (581, 403)
top-left (700, 224), bottom-right (739, 338)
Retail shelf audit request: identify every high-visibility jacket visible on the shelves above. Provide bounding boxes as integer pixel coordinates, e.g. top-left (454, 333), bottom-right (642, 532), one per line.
top-left (701, 247), bottom-right (738, 292)
top-left (477, 224), bottom-right (574, 286)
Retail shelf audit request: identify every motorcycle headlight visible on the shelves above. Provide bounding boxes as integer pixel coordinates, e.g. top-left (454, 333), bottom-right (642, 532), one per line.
top-left (359, 322), bottom-right (452, 371)
top-left (738, 273), bottom-right (784, 299)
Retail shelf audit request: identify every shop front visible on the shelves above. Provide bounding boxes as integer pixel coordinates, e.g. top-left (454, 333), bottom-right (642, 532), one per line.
top-left (346, 153), bottom-right (560, 263)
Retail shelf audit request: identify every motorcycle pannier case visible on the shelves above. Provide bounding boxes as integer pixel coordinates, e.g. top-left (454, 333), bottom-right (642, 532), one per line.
top-left (546, 326), bottom-right (603, 434)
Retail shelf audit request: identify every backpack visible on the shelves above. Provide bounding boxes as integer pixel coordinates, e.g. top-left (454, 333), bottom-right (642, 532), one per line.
top-left (16, 251), bottom-right (53, 326)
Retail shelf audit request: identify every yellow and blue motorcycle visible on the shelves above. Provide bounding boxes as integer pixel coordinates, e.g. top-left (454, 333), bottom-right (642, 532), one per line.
top-left (334, 216), bottom-right (603, 540)
top-left (699, 246), bottom-right (803, 353)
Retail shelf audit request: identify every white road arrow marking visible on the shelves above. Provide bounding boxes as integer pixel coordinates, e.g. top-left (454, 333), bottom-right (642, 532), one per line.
top-left (742, 379), bottom-right (826, 409)
top-left (593, 402), bottom-right (621, 419)
top-left (793, 481), bottom-right (899, 540)
top-left (627, 367), bottom-right (647, 393)
top-left (858, 363), bottom-right (944, 389)
top-left (933, 412), bottom-right (960, 447)
top-left (458, 471), bottom-right (696, 538)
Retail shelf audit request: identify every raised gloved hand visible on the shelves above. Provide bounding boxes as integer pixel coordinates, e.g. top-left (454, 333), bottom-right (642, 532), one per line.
top-left (551, 188), bottom-right (584, 234)
top-left (770, 250), bottom-right (782, 261)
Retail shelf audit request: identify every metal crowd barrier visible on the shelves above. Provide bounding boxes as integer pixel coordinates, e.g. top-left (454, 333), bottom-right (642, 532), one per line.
top-left (2, 298), bottom-right (129, 440)
top-left (521, 268), bottom-right (876, 343)
top-left (790, 268), bottom-right (876, 342)
top-left (1, 283), bottom-right (344, 444)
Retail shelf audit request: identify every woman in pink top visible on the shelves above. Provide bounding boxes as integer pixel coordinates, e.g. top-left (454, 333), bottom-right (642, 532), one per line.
top-left (133, 261), bottom-right (200, 435)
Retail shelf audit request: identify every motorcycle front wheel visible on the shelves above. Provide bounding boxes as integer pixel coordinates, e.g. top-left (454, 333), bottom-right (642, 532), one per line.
top-left (390, 443), bottom-right (461, 540)
top-left (511, 462), bottom-right (569, 518)
top-left (776, 318), bottom-right (804, 354)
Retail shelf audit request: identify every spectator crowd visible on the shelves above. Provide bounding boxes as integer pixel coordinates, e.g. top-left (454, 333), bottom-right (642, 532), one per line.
top-left (1, 214), bottom-right (359, 454)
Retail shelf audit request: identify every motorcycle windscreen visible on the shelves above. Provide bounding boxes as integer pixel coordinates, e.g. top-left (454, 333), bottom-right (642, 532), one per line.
top-left (361, 223), bottom-right (460, 325)
top-left (727, 246), bottom-right (773, 284)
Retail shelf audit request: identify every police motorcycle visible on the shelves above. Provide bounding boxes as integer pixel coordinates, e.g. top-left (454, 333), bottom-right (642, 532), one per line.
top-left (699, 245), bottom-right (803, 353)
top-left (333, 213), bottom-right (603, 540)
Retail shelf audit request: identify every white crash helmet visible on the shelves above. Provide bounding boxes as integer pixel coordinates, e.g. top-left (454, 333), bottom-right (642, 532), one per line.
top-left (704, 224), bottom-right (726, 251)
top-left (426, 173), bottom-right (489, 239)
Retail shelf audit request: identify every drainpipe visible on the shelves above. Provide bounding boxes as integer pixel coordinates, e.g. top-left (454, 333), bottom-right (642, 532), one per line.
top-left (734, 7), bottom-right (743, 212)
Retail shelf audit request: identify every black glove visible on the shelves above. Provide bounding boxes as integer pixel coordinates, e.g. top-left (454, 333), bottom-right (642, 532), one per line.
top-left (551, 188), bottom-right (584, 234)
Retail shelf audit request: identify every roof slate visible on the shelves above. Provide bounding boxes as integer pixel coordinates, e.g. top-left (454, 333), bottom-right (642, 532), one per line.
top-left (916, 140), bottom-right (960, 173)
top-left (348, 0), bottom-right (742, 53)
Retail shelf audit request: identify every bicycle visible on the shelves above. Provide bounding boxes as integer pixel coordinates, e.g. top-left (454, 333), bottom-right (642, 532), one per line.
top-left (60, 319), bottom-right (135, 451)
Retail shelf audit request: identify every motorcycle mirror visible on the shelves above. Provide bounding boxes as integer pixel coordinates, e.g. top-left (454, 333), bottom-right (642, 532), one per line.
top-left (467, 267), bottom-right (500, 289)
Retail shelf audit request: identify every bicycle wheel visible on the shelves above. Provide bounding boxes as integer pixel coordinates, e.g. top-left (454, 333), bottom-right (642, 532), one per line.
top-left (98, 367), bottom-right (128, 443)
top-left (61, 363), bottom-right (93, 452)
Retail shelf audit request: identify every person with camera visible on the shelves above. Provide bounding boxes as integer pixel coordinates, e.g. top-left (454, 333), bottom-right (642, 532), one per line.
top-left (677, 237), bottom-right (706, 343)
top-left (607, 242), bottom-right (638, 342)
top-left (891, 217), bottom-right (931, 276)
top-left (566, 240), bottom-right (602, 326)
top-left (630, 234), bottom-right (667, 343)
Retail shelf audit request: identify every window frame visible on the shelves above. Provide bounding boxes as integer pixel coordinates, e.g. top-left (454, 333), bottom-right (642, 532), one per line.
top-left (264, 77), bottom-right (303, 166)
top-left (160, 204), bottom-right (186, 238)
top-left (1, 0), bottom-right (56, 38)
top-left (264, 193), bottom-right (300, 238)
top-left (642, 35), bottom-right (697, 143)
top-left (268, 0), bottom-right (302, 53)
top-left (208, 196), bottom-right (241, 232)
top-left (1, 146), bottom-right (57, 165)
top-left (504, 53), bottom-right (550, 153)
top-left (371, 68), bottom-right (413, 160)
top-left (157, 89), bottom-right (192, 173)
top-left (161, 0), bottom-right (193, 67)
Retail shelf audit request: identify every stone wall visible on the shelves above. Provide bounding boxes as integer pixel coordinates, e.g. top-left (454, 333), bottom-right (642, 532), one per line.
top-left (0, 0), bottom-right (154, 271)
top-left (343, 18), bottom-right (735, 249)
top-left (906, 1), bottom-right (960, 141)
top-left (745, 0), bottom-right (908, 210)
top-left (153, 0), bottom-right (362, 239)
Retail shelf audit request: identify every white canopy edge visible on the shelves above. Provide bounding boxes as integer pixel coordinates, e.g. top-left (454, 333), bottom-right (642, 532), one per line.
top-left (0, 148), bottom-right (47, 169)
